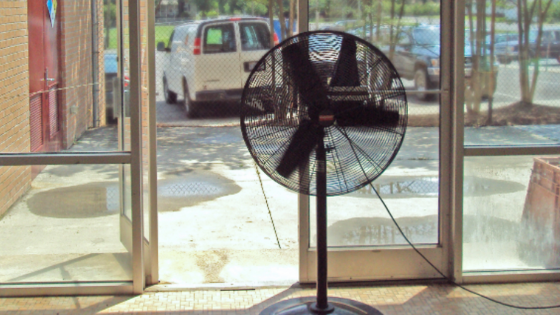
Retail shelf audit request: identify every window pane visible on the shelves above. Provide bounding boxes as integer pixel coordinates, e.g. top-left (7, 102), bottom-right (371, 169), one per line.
top-left (240, 23), bottom-right (271, 51)
top-left (309, 0), bottom-right (441, 248)
top-left (463, 155), bottom-right (560, 271)
top-left (463, 2), bottom-right (560, 146)
top-left (204, 24), bottom-right (236, 54)
top-left (310, 127), bottom-right (440, 247)
top-left (0, 0), bottom-right (127, 154)
top-left (0, 164), bottom-right (132, 283)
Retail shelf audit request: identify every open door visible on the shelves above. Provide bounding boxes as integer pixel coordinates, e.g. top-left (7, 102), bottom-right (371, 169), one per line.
top-left (28, 0), bottom-right (62, 178)
top-left (112, 0), bottom-right (134, 253)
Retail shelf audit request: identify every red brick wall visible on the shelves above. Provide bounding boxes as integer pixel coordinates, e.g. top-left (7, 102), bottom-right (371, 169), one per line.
top-left (0, 0), bottom-right (32, 216)
top-left (59, 0), bottom-right (93, 148)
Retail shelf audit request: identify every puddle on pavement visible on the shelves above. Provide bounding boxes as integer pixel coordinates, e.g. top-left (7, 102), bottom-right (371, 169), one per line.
top-left (158, 173), bottom-right (241, 212)
top-left (351, 176), bottom-right (525, 198)
top-left (27, 182), bottom-right (119, 218)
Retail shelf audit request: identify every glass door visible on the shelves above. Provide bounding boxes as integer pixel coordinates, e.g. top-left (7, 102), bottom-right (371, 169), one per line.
top-left (458, 0), bottom-right (560, 283)
top-left (299, 0), bottom-right (452, 282)
top-left (0, 0), bottom-right (145, 294)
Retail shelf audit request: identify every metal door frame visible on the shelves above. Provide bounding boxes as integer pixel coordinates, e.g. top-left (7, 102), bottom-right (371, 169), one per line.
top-left (297, 0), bottom-right (454, 283)
top-left (0, 0), bottom-right (145, 296)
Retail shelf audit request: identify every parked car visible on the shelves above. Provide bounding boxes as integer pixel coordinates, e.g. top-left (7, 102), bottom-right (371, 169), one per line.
top-left (157, 17), bottom-right (278, 118)
top-left (383, 25), bottom-right (498, 101)
top-left (537, 28), bottom-right (560, 62)
top-left (104, 52), bottom-right (129, 122)
top-left (104, 52), bottom-right (118, 122)
top-left (320, 20), bottom-right (358, 32)
top-left (493, 33), bottom-right (523, 64)
top-left (492, 29), bottom-right (560, 64)
top-left (273, 19), bottom-right (297, 40)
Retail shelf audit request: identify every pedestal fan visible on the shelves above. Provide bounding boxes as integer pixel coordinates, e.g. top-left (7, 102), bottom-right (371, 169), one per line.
top-left (240, 31), bottom-right (407, 315)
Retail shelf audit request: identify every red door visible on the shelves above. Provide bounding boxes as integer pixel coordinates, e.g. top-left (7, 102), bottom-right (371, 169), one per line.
top-left (28, 0), bottom-right (61, 154)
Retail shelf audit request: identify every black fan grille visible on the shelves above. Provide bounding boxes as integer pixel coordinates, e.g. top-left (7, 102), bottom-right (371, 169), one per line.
top-left (241, 31), bottom-right (407, 196)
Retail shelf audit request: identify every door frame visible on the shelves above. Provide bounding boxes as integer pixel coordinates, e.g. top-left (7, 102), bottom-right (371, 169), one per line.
top-left (297, 0), bottom-right (454, 283)
top-left (0, 0), bottom-right (145, 297)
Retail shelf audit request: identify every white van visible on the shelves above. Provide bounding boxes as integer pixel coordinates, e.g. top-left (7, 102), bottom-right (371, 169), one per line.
top-left (157, 17), bottom-right (278, 117)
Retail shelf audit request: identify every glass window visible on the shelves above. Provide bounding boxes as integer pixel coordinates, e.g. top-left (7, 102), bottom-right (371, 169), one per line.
top-left (463, 155), bottom-right (560, 272)
top-left (203, 24), bottom-right (236, 54)
top-left (240, 22), bottom-right (271, 51)
top-left (0, 164), bottom-right (132, 283)
top-left (413, 27), bottom-right (440, 46)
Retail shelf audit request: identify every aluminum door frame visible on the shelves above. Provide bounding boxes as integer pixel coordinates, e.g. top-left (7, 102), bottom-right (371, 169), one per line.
top-left (0, 0), bottom-right (145, 297)
top-left (297, 0), bottom-right (454, 283)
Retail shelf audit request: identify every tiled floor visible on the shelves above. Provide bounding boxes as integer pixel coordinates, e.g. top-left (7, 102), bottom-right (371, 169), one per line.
top-left (1, 282), bottom-right (560, 314)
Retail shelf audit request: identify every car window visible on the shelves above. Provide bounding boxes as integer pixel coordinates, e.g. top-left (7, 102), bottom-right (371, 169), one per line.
top-left (203, 23), bottom-right (236, 54)
top-left (175, 26), bottom-right (190, 46)
top-left (239, 22), bottom-right (271, 51)
top-left (542, 31), bottom-right (555, 41)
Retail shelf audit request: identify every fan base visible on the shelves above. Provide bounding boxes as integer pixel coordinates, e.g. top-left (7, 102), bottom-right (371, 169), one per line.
top-left (259, 297), bottom-right (383, 315)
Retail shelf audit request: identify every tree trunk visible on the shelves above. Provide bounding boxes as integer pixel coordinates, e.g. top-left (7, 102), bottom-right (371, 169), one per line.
top-left (315, 0), bottom-right (320, 30)
top-left (289, 0), bottom-right (295, 36)
top-left (269, 0), bottom-right (275, 44)
top-left (486, 0), bottom-right (497, 125)
top-left (277, 0), bottom-right (287, 40)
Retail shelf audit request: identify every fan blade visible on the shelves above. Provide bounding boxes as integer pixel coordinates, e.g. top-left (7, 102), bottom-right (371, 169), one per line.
top-left (329, 37), bottom-right (360, 87)
top-left (276, 121), bottom-right (323, 178)
top-left (335, 102), bottom-right (400, 127)
top-left (282, 43), bottom-right (329, 112)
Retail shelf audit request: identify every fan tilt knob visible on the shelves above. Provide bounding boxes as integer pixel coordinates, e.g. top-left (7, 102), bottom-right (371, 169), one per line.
top-left (318, 110), bottom-right (335, 127)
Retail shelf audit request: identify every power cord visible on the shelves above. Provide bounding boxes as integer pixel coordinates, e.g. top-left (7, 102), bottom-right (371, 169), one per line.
top-left (369, 182), bottom-right (560, 310)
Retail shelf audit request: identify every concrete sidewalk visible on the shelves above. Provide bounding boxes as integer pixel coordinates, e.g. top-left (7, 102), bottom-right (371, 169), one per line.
top-left (0, 123), bottom-right (558, 286)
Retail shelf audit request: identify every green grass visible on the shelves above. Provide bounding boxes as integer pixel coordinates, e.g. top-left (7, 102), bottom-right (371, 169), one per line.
top-left (104, 25), bottom-right (176, 50)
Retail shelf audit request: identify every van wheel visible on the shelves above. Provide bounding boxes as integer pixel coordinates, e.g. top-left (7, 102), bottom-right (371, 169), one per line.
top-left (414, 68), bottom-right (435, 101)
top-left (163, 76), bottom-right (177, 104)
top-left (183, 81), bottom-right (198, 118)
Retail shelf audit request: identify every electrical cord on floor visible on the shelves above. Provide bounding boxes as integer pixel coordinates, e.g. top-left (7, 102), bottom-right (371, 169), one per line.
top-left (254, 161), bottom-right (282, 249)
top-left (369, 182), bottom-right (560, 310)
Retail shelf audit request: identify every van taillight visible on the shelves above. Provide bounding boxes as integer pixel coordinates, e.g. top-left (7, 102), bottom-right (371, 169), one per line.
top-left (273, 33), bottom-right (279, 46)
top-left (193, 37), bottom-right (201, 55)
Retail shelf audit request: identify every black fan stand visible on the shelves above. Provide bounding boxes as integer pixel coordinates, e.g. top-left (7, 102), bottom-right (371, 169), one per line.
top-left (260, 121), bottom-right (382, 315)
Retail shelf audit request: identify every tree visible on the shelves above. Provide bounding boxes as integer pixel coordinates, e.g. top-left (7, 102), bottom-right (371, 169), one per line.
top-left (516, 0), bottom-right (553, 106)
top-left (103, 0), bottom-right (116, 49)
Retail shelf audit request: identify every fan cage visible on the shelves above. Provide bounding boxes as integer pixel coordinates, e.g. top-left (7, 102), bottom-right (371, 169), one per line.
top-left (241, 31), bottom-right (408, 196)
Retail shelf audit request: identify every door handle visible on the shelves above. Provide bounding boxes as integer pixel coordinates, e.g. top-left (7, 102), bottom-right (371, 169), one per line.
top-left (41, 68), bottom-right (55, 82)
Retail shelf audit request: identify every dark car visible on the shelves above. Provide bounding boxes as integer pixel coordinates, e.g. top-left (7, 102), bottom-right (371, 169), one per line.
top-left (382, 25), bottom-right (497, 101)
top-left (104, 51), bottom-right (129, 122)
top-left (492, 29), bottom-right (560, 64)
top-left (104, 52), bottom-right (118, 121)
top-left (537, 28), bottom-right (560, 62)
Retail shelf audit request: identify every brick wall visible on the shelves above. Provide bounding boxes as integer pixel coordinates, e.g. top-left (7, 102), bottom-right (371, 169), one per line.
top-left (59, 0), bottom-right (106, 148)
top-left (0, 0), bottom-right (32, 216)
top-left (59, 0), bottom-right (93, 148)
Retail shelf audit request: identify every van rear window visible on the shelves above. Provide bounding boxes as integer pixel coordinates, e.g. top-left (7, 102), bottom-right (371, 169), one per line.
top-left (203, 24), bottom-right (236, 53)
top-left (240, 23), bottom-right (271, 51)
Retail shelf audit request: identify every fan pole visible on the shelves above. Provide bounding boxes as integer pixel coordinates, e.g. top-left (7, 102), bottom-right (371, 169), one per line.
top-left (314, 135), bottom-right (331, 313)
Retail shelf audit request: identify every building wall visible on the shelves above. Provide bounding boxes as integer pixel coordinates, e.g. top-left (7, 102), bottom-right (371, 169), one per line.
top-left (0, 0), bottom-right (32, 216)
top-left (58, 0), bottom-right (99, 148)
top-left (58, 0), bottom-right (106, 147)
